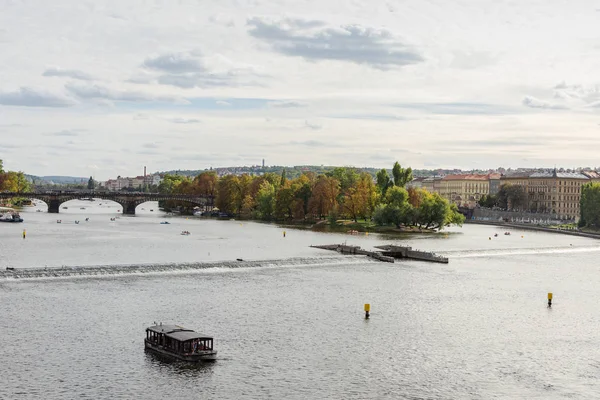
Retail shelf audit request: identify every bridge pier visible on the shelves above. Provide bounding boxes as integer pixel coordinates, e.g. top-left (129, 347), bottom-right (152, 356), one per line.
top-left (48, 199), bottom-right (60, 213)
top-left (123, 201), bottom-right (137, 215)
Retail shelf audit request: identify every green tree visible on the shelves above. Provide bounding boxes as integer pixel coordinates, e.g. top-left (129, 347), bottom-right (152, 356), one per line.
top-left (280, 168), bottom-right (287, 187)
top-left (392, 162), bottom-right (413, 188)
top-left (580, 183), bottom-right (600, 228)
top-left (0, 159), bottom-right (4, 174)
top-left (256, 181), bottom-right (276, 220)
top-left (376, 169), bottom-right (392, 196)
top-left (87, 176), bottom-right (95, 190)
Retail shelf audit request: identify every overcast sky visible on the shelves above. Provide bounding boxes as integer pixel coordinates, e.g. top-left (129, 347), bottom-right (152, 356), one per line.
top-left (1, 0), bottom-right (600, 179)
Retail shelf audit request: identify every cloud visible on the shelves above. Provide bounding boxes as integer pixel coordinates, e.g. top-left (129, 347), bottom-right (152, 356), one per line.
top-left (0, 87), bottom-right (75, 107)
top-left (44, 129), bottom-right (82, 137)
top-left (143, 51), bottom-right (206, 74)
top-left (305, 120), bottom-right (322, 130)
top-left (65, 82), bottom-right (185, 103)
top-left (247, 17), bottom-right (423, 68)
top-left (268, 100), bottom-right (307, 108)
top-left (42, 66), bottom-right (94, 81)
top-left (209, 14), bottom-right (235, 27)
top-left (522, 96), bottom-right (568, 110)
top-left (393, 102), bottom-right (517, 115)
top-left (216, 100), bottom-right (231, 106)
top-left (166, 117), bottom-right (201, 124)
top-left (289, 140), bottom-right (327, 147)
top-left (142, 142), bottom-right (160, 149)
top-left (140, 50), bottom-right (266, 89)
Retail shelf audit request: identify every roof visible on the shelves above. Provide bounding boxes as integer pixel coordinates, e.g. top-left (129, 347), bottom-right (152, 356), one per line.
top-left (503, 170), bottom-right (589, 180)
top-left (582, 171), bottom-right (600, 179)
top-left (442, 174), bottom-right (489, 181)
top-left (488, 173), bottom-right (501, 179)
top-left (146, 325), bottom-right (212, 341)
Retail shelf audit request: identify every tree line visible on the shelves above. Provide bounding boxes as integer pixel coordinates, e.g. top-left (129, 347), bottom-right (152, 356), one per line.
top-left (160, 161), bottom-right (464, 231)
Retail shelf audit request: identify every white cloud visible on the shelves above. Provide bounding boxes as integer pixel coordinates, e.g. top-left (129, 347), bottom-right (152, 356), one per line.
top-left (4, 0), bottom-right (600, 177)
top-left (65, 82), bottom-right (186, 103)
top-left (522, 96), bottom-right (568, 110)
top-left (247, 17), bottom-right (423, 68)
top-left (166, 117), bottom-right (201, 124)
top-left (42, 66), bottom-right (94, 81)
top-left (0, 87), bottom-right (75, 107)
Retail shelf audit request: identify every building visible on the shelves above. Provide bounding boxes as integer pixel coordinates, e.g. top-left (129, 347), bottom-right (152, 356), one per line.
top-left (501, 169), bottom-right (589, 220)
top-left (488, 173), bottom-right (502, 195)
top-left (103, 174), bottom-right (161, 191)
top-left (406, 177), bottom-right (426, 189)
top-left (438, 174), bottom-right (490, 208)
top-left (422, 176), bottom-right (444, 194)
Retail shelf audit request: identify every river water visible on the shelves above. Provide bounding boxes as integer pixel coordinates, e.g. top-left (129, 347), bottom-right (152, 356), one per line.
top-left (2, 200), bottom-right (600, 399)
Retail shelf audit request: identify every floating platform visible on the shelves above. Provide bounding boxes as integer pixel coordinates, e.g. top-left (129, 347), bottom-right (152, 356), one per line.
top-left (311, 244), bottom-right (448, 264)
top-left (374, 245), bottom-right (448, 264)
top-left (310, 244), bottom-right (395, 263)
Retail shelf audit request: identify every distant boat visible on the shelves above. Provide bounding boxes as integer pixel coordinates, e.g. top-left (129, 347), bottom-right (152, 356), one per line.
top-left (160, 221), bottom-right (170, 225)
top-left (181, 231), bottom-right (191, 235)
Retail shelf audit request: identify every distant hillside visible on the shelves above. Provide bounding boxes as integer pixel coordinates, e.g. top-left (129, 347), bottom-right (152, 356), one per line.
top-left (26, 175), bottom-right (87, 184)
top-left (159, 165), bottom-right (481, 179)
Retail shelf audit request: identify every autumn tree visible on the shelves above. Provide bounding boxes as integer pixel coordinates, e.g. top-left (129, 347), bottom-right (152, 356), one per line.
top-left (308, 176), bottom-right (340, 219)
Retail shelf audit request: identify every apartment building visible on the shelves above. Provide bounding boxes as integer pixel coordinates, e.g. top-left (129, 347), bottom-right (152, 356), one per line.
top-left (501, 170), bottom-right (590, 220)
top-left (438, 174), bottom-right (490, 208)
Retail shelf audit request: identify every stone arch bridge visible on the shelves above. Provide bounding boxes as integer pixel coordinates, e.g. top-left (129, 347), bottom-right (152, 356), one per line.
top-left (0, 191), bottom-right (214, 215)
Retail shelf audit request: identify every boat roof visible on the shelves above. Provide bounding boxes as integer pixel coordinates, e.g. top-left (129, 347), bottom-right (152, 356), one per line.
top-left (146, 325), bottom-right (212, 341)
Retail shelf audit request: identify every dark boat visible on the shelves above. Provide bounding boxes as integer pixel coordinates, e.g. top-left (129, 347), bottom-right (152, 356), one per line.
top-left (0, 212), bottom-right (23, 223)
top-left (145, 324), bottom-right (217, 362)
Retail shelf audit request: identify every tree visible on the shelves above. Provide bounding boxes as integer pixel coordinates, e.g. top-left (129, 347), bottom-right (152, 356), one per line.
top-left (376, 169), bottom-right (392, 196)
top-left (280, 168), bottom-right (287, 187)
top-left (307, 176), bottom-right (340, 219)
top-left (0, 159), bottom-right (3, 174)
top-left (580, 183), bottom-right (600, 228)
top-left (87, 176), bottom-right (95, 190)
top-left (256, 181), bottom-right (276, 220)
top-left (392, 162), bottom-right (413, 188)
top-left (498, 184), bottom-right (526, 211)
top-left (2, 171), bottom-right (31, 193)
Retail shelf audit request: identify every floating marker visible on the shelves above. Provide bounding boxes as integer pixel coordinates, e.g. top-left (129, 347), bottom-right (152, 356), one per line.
top-left (283, 231), bottom-right (286, 238)
top-left (22, 229), bottom-right (26, 239)
top-left (489, 237), bottom-right (491, 240)
top-left (548, 292), bottom-right (553, 307)
top-left (364, 303), bottom-right (370, 319)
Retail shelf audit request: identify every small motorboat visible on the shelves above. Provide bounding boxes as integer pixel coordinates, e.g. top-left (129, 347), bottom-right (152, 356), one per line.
top-left (150, 209), bottom-right (154, 212)
top-left (494, 233), bottom-right (498, 237)
top-left (160, 221), bottom-right (170, 225)
top-left (181, 231), bottom-right (191, 235)
top-left (236, 258), bottom-right (244, 262)
top-left (57, 220), bottom-right (62, 224)
top-left (504, 232), bottom-right (511, 236)
top-left (75, 221), bottom-right (80, 224)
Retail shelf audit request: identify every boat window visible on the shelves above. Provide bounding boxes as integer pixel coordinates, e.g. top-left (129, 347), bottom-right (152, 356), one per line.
top-left (183, 342), bottom-right (191, 353)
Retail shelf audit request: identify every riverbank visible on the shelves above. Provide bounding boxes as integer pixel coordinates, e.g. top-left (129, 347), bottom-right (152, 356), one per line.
top-left (466, 220), bottom-right (600, 239)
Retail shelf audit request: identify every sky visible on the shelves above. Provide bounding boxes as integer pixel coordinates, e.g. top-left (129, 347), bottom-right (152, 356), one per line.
top-left (1, 0), bottom-right (600, 180)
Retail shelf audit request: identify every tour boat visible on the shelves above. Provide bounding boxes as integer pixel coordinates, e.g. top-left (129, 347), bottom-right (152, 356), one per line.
top-left (0, 212), bottom-right (23, 223)
top-left (145, 324), bottom-right (217, 362)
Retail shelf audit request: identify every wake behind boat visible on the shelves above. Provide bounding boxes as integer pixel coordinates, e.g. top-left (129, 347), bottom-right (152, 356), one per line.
top-left (145, 323), bottom-right (217, 362)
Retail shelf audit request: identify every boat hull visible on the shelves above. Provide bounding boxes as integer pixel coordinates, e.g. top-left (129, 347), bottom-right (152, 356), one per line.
top-left (144, 341), bottom-right (217, 362)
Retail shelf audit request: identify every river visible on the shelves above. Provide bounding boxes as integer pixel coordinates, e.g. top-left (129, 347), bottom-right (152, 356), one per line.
top-left (1, 200), bottom-right (600, 399)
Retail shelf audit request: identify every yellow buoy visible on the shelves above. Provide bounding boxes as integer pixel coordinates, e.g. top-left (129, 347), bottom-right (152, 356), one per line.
top-left (364, 303), bottom-right (371, 312)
